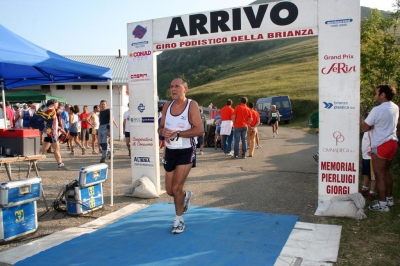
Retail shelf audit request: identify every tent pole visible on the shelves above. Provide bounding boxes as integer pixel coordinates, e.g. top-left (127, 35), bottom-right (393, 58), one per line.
top-left (0, 79), bottom-right (6, 128)
top-left (109, 79), bottom-right (114, 206)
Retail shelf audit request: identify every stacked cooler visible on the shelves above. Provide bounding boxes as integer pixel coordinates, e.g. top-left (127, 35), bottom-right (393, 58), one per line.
top-left (0, 177), bottom-right (42, 241)
top-left (66, 163), bottom-right (108, 215)
top-left (0, 129), bottom-right (41, 156)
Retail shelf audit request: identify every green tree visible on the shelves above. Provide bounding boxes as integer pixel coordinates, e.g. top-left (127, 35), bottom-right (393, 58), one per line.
top-left (361, 4), bottom-right (400, 110)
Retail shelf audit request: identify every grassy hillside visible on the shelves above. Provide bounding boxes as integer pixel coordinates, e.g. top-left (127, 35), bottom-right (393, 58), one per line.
top-left (187, 37), bottom-right (319, 121)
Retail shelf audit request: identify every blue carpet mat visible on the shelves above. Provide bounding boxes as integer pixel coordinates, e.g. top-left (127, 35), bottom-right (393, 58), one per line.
top-left (16, 203), bottom-right (299, 266)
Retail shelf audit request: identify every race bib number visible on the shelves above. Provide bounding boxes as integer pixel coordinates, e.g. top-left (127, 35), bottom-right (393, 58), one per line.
top-left (169, 129), bottom-right (183, 147)
top-left (169, 136), bottom-right (183, 147)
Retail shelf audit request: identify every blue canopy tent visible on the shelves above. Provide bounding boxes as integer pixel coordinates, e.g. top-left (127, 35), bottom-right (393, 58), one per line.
top-left (0, 24), bottom-right (116, 205)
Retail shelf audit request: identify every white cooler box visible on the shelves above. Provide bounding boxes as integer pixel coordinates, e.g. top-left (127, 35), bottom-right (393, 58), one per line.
top-left (0, 177), bottom-right (41, 241)
top-left (66, 164), bottom-right (108, 216)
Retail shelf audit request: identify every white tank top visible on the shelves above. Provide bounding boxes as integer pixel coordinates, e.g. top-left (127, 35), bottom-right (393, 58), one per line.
top-left (165, 99), bottom-right (195, 149)
top-left (72, 114), bottom-right (79, 124)
top-left (90, 112), bottom-right (99, 129)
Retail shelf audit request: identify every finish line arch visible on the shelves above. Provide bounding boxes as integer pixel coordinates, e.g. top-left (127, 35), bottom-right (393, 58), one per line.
top-left (127, 0), bottom-right (360, 214)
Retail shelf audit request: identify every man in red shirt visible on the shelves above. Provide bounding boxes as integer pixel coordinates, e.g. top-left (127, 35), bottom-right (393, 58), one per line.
top-left (247, 102), bottom-right (260, 157)
top-left (220, 99), bottom-right (234, 155)
top-left (232, 97), bottom-right (252, 158)
top-left (79, 105), bottom-right (92, 149)
top-left (5, 101), bottom-right (14, 128)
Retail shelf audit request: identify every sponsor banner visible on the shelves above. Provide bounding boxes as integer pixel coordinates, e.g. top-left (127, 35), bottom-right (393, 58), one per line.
top-left (321, 100), bottom-right (356, 110)
top-left (128, 21), bottom-right (152, 49)
top-left (131, 135), bottom-right (155, 149)
top-left (130, 72), bottom-right (152, 83)
top-left (128, 96), bottom-right (157, 116)
top-left (317, 0), bottom-right (360, 212)
top-left (128, 50), bottom-right (152, 62)
top-left (152, 0), bottom-right (318, 51)
top-left (319, 130), bottom-right (357, 156)
top-left (130, 116), bottom-right (155, 124)
top-left (132, 155), bottom-right (155, 168)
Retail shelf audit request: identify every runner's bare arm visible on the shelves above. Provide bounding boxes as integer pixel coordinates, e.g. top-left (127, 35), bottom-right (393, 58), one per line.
top-left (158, 101), bottom-right (171, 137)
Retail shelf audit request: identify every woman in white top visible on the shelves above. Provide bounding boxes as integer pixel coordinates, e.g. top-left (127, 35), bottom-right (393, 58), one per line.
top-left (67, 105), bottom-right (85, 156)
top-left (13, 105), bottom-right (22, 128)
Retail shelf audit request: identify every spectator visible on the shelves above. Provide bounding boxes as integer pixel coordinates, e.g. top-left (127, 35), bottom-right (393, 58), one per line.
top-left (13, 104), bottom-right (22, 128)
top-left (0, 103), bottom-right (4, 119)
top-left (232, 97), bottom-right (252, 159)
top-left (98, 100), bottom-right (118, 163)
top-left (79, 105), bottom-right (91, 149)
top-left (27, 100), bottom-right (37, 113)
top-left (88, 105), bottom-right (100, 154)
top-left (22, 104), bottom-right (33, 128)
top-left (213, 110), bottom-right (221, 150)
top-left (247, 102), bottom-right (260, 157)
top-left (363, 84), bottom-right (399, 212)
top-left (5, 101), bottom-right (14, 128)
top-left (198, 108), bottom-right (206, 155)
top-left (359, 113), bottom-right (376, 201)
top-left (158, 103), bottom-right (165, 150)
top-left (61, 104), bottom-right (71, 149)
top-left (68, 105), bottom-right (85, 156)
top-left (123, 104), bottom-right (131, 157)
top-left (220, 99), bottom-right (234, 156)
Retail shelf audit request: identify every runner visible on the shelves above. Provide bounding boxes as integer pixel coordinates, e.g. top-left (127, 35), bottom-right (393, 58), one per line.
top-left (158, 78), bottom-right (203, 234)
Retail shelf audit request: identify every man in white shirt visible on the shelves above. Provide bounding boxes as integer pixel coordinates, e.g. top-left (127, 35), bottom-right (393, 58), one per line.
top-left (363, 84), bottom-right (399, 212)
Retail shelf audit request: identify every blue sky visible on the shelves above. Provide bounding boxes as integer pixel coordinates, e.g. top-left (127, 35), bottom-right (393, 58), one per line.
top-left (0, 0), bottom-right (395, 56)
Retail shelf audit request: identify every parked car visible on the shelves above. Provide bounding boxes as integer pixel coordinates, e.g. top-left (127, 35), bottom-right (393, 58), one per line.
top-left (256, 95), bottom-right (293, 124)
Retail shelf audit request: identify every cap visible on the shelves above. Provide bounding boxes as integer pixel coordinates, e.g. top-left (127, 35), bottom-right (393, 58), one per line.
top-left (46, 99), bottom-right (58, 107)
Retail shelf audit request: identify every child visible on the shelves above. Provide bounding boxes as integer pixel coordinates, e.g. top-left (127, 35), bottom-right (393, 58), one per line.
top-left (359, 114), bottom-right (376, 200)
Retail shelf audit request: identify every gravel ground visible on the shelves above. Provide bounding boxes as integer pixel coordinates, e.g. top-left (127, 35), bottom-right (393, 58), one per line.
top-left (0, 126), bottom-right (324, 253)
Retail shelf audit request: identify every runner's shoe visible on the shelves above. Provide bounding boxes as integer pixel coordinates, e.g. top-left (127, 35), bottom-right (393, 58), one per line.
top-left (367, 193), bottom-right (375, 201)
top-left (58, 163), bottom-right (68, 171)
top-left (100, 158), bottom-right (106, 163)
top-left (172, 219), bottom-right (185, 234)
top-left (82, 147), bottom-right (86, 155)
top-left (358, 188), bottom-right (369, 197)
top-left (368, 202), bottom-right (389, 212)
top-left (183, 190), bottom-right (193, 214)
top-left (387, 197), bottom-right (395, 207)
